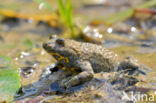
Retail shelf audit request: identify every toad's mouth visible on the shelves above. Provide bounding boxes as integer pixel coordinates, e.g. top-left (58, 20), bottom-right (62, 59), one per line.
top-left (49, 52), bottom-right (69, 63)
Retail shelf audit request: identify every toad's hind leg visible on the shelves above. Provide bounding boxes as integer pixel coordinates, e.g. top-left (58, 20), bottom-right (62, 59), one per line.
top-left (62, 60), bottom-right (94, 89)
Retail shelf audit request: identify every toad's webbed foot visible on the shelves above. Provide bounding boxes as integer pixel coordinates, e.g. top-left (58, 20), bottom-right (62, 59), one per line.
top-left (61, 60), bottom-right (94, 89)
top-left (118, 56), bottom-right (146, 75)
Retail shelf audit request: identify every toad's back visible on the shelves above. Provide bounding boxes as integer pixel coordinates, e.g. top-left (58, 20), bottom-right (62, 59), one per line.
top-left (66, 40), bottom-right (119, 73)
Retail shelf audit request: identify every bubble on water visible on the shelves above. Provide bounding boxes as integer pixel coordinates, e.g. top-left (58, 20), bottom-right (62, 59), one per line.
top-left (83, 26), bottom-right (91, 33)
top-left (21, 51), bottom-right (30, 56)
top-left (131, 26), bottom-right (137, 32)
top-left (20, 55), bottom-right (24, 58)
top-left (39, 3), bottom-right (44, 10)
top-left (33, 63), bottom-right (38, 67)
top-left (83, 26), bottom-right (103, 40)
top-left (98, 34), bottom-right (103, 38)
top-left (107, 27), bottom-right (113, 33)
top-left (94, 32), bottom-right (103, 38)
top-left (41, 50), bottom-right (45, 55)
top-left (15, 57), bottom-right (19, 61)
top-left (19, 51), bottom-right (30, 59)
top-left (115, 54), bottom-right (118, 57)
top-left (93, 29), bottom-right (98, 33)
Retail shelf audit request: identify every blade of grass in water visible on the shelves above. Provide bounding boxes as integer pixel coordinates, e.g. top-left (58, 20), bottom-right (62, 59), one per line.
top-left (58, 0), bottom-right (66, 22)
top-left (58, 0), bottom-right (75, 37)
top-left (95, 0), bottom-right (156, 25)
top-left (66, 0), bottom-right (74, 35)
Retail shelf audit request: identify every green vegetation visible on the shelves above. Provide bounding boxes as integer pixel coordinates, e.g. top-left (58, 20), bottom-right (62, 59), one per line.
top-left (58, 0), bottom-right (75, 37)
top-left (97, 0), bottom-right (156, 25)
top-left (34, 0), bottom-right (75, 37)
top-left (0, 55), bottom-right (21, 102)
top-left (0, 69), bottom-right (21, 102)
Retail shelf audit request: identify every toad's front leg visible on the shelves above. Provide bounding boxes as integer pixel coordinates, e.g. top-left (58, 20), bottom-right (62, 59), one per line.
top-left (62, 60), bottom-right (94, 89)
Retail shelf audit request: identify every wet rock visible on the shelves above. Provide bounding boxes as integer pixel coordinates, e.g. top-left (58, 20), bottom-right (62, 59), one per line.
top-left (1, 17), bottom-right (20, 27)
top-left (118, 56), bottom-right (146, 75)
top-left (140, 18), bottom-right (156, 29)
top-left (82, 25), bottom-right (103, 44)
top-left (1, 17), bottom-right (28, 32)
top-left (136, 72), bottom-right (156, 89)
top-left (22, 60), bottom-right (40, 66)
top-left (45, 72), bottom-right (139, 102)
top-left (16, 70), bottom-right (141, 102)
top-left (40, 63), bottom-right (58, 78)
top-left (20, 66), bottom-right (35, 78)
top-left (43, 78), bottom-right (124, 103)
top-left (113, 22), bottom-right (139, 35)
top-left (15, 96), bottom-right (44, 103)
top-left (95, 72), bottom-right (139, 91)
top-left (138, 28), bottom-right (156, 43)
top-left (109, 74), bottom-right (138, 90)
top-left (140, 42), bottom-right (153, 47)
top-left (15, 71), bottom-right (64, 100)
top-left (125, 86), bottom-right (156, 94)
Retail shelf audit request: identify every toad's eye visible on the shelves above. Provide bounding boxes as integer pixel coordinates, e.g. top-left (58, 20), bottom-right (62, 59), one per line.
top-left (56, 38), bottom-right (65, 46)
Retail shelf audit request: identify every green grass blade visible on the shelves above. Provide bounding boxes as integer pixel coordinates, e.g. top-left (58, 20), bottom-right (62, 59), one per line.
top-left (58, 0), bottom-right (66, 22)
top-left (66, 0), bottom-right (74, 35)
top-left (137, 0), bottom-right (156, 8)
top-left (103, 9), bottom-right (134, 25)
top-left (97, 0), bottom-right (156, 25)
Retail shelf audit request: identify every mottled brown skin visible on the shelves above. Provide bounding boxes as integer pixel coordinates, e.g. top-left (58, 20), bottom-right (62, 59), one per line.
top-left (43, 35), bottom-right (119, 88)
